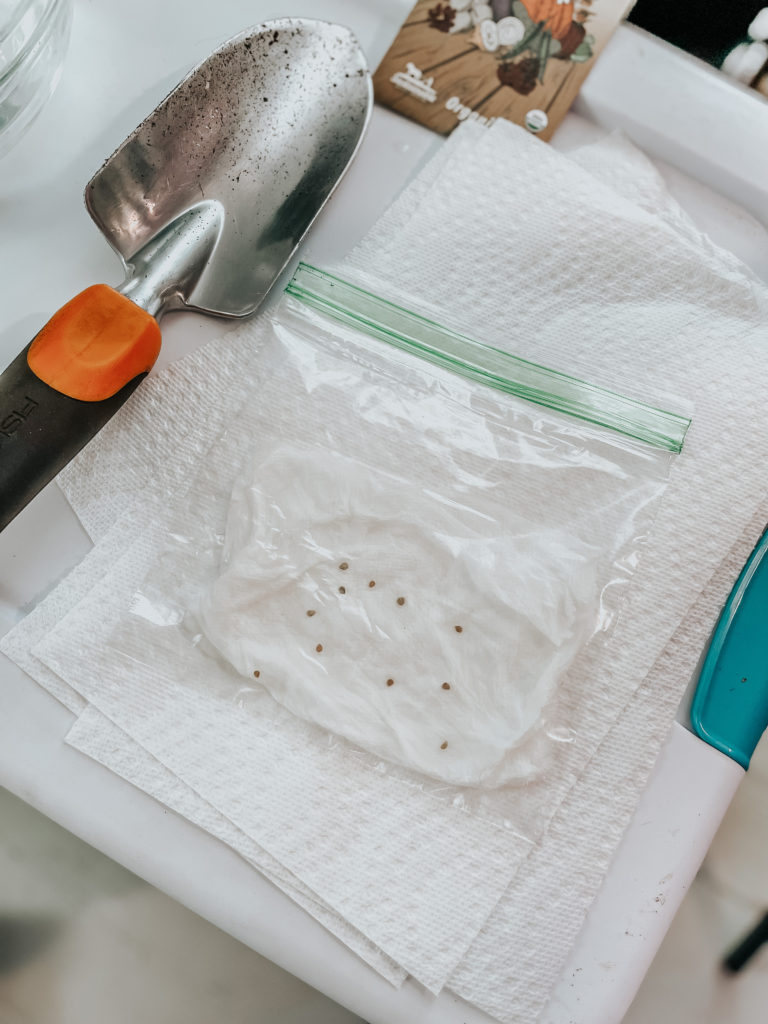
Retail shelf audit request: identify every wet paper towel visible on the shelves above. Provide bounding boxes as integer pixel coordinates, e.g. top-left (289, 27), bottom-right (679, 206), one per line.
top-left (3, 117), bottom-right (768, 1021)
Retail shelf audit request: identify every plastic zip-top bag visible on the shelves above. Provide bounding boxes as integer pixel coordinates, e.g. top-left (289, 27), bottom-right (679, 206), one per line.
top-left (113, 263), bottom-right (690, 798)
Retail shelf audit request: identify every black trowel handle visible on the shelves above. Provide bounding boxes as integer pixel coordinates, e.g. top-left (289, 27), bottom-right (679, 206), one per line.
top-left (0, 285), bottom-right (161, 532)
top-left (0, 346), bottom-right (147, 531)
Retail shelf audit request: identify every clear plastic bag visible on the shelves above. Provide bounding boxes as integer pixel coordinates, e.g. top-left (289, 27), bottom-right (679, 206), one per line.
top-left (117, 263), bottom-right (689, 793)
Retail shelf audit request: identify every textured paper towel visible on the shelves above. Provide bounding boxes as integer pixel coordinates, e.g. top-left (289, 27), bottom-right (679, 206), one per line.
top-left (340, 122), bottom-right (768, 1018)
top-left (7, 310), bottom-right (518, 988)
top-left (308, 111), bottom-right (768, 877)
top-left (7, 123), bottom-right (768, 1019)
top-left (450, 501), bottom-right (768, 1024)
top-left (332, 117), bottom-right (768, 859)
top-left (10, 500), bottom-right (766, 1020)
top-left (37, 597), bottom-right (526, 991)
top-left (55, 320), bottom-right (274, 543)
top-left (34, 412), bottom-right (536, 993)
top-left (0, 513), bottom-right (405, 986)
top-left (344, 120), bottom-right (768, 412)
top-left (66, 706), bottom-right (408, 986)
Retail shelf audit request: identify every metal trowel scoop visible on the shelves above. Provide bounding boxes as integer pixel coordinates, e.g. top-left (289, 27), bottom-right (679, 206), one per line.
top-left (0, 18), bottom-right (371, 530)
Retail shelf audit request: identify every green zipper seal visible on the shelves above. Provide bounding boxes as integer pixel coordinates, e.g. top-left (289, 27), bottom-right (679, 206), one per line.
top-left (285, 263), bottom-right (690, 453)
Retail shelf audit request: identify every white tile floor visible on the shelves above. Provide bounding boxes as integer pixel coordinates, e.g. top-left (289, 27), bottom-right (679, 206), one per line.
top-left (0, 733), bottom-right (766, 1024)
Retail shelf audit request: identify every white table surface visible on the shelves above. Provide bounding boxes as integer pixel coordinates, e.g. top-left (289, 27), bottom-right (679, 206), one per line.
top-left (1, 3), bottom-right (767, 1022)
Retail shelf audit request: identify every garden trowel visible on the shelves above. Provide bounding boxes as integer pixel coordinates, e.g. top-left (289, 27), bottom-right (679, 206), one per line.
top-left (0, 18), bottom-right (371, 529)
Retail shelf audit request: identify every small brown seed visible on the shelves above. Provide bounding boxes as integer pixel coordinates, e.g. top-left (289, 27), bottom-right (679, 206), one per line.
top-left (454, 625), bottom-right (463, 633)
top-left (442, 682), bottom-right (451, 690)
top-left (316, 644), bottom-right (323, 653)
top-left (440, 741), bottom-right (448, 750)
top-left (396, 597), bottom-right (405, 606)
top-left (306, 609), bottom-right (316, 617)
top-left (339, 561), bottom-right (349, 571)
top-left (338, 586), bottom-right (346, 594)
top-left (368, 580), bottom-right (376, 588)
top-left (386, 678), bottom-right (394, 687)
top-left (253, 670), bottom-right (260, 679)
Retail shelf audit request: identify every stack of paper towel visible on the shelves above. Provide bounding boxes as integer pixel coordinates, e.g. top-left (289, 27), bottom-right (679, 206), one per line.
top-left (4, 118), bottom-right (768, 1023)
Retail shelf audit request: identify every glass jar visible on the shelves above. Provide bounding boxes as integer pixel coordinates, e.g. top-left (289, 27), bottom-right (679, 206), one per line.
top-left (0, 0), bottom-right (73, 157)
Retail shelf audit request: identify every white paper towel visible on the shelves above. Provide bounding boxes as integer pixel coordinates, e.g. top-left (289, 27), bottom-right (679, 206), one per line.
top-left (9, 491), bottom-right (765, 1020)
top-left (451, 501), bottom-right (768, 1024)
top-left (6, 121), bottom-right (768, 1024)
top-left (32, 445), bottom-right (534, 994)
top-left (337, 116), bottom-right (768, 894)
top-left (54, 321), bottom-right (274, 543)
top-left (339, 124), bottom-right (768, 1018)
top-left (0, 510), bottom-right (406, 985)
top-left (66, 707), bottom-right (409, 986)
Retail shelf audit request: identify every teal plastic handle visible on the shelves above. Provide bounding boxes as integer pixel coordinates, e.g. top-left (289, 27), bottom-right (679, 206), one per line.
top-left (691, 527), bottom-right (768, 769)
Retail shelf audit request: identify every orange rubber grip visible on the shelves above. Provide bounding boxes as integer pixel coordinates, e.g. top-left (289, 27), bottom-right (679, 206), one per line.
top-left (27, 284), bottom-right (162, 401)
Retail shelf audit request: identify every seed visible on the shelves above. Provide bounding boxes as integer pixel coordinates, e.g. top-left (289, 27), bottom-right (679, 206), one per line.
top-left (386, 678), bottom-right (394, 687)
top-left (442, 682), bottom-right (451, 690)
top-left (396, 597), bottom-right (405, 606)
top-left (316, 644), bottom-right (323, 653)
top-left (368, 580), bottom-right (376, 588)
top-left (338, 586), bottom-right (346, 594)
top-left (440, 741), bottom-right (448, 750)
top-left (306, 610), bottom-right (316, 617)
top-left (339, 561), bottom-right (349, 571)
top-left (253, 670), bottom-right (260, 679)
top-left (454, 625), bottom-right (463, 633)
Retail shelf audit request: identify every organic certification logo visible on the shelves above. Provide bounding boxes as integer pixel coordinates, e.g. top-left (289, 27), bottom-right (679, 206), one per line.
top-left (524, 108), bottom-right (548, 133)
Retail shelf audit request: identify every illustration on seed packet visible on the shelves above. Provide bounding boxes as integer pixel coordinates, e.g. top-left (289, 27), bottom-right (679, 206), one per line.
top-left (423, 0), bottom-right (594, 96)
top-left (390, 61), bottom-right (439, 102)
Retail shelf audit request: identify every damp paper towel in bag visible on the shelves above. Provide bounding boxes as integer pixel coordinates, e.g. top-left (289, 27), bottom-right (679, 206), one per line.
top-left (189, 291), bottom-right (681, 788)
top-left (6, 118), bottom-right (768, 1021)
top-left (200, 448), bottom-right (600, 788)
top-left (94, 125), bottom-right (687, 794)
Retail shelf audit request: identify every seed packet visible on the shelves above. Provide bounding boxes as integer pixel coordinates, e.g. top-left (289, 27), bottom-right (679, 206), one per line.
top-left (374, 0), bottom-right (634, 139)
